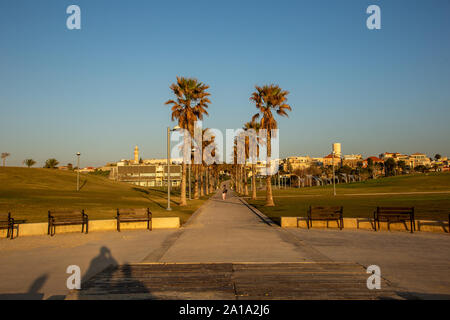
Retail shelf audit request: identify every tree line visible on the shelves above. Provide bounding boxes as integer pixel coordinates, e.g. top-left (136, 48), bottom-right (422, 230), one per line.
top-left (166, 76), bottom-right (292, 207)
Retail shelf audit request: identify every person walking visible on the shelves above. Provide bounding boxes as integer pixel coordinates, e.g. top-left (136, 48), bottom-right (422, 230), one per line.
top-left (222, 185), bottom-right (228, 200)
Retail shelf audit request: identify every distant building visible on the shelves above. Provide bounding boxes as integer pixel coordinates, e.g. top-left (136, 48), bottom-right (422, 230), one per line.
top-left (108, 146), bottom-right (182, 187)
top-left (134, 145), bottom-right (139, 164)
top-left (409, 153), bottom-right (431, 168)
top-left (342, 154), bottom-right (362, 168)
top-left (332, 143), bottom-right (342, 158)
top-left (283, 156), bottom-right (312, 172)
top-left (78, 167), bottom-right (96, 173)
top-left (323, 154), bottom-right (341, 167)
top-left (110, 164), bottom-right (181, 187)
top-left (380, 152), bottom-right (431, 168)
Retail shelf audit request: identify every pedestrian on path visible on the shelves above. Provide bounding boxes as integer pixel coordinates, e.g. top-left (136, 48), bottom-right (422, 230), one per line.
top-left (222, 185), bottom-right (228, 200)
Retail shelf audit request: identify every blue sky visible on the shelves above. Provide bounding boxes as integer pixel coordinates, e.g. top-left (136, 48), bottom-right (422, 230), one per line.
top-left (1, 0), bottom-right (449, 167)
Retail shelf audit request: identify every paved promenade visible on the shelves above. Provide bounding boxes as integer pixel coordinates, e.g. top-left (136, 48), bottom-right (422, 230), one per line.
top-left (0, 188), bottom-right (449, 299)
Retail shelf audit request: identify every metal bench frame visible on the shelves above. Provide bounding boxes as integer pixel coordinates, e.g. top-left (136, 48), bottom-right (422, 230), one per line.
top-left (0, 212), bottom-right (18, 239)
top-left (374, 207), bottom-right (415, 233)
top-left (116, 208), bottom-right (152, 232)
top-left (307, 206), bottom-right (344, 230)
top-left (48, 210), bottom-right (89, 236)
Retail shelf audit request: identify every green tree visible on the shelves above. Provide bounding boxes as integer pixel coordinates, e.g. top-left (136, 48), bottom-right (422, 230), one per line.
top-left (251, 84), bottom-right (292, 206)
top-left (44, 158), bottom-right (59, 169)
top-left (165, 76), bottom-right (211, 206)
top-left (434, 154), bottom-right (442, 161)
top-left (23, 159), bottom-right (36, 168)
top-left (384, 158), bottom-right (396, 176)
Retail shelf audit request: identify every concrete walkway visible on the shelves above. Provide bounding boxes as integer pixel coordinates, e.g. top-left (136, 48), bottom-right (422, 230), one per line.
top-left (146, 190), bottom-right (321, 263)
top-left (1, 187), bottom-right (449, 299)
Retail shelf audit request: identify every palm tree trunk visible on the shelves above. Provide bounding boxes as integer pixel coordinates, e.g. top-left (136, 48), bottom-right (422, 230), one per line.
top-left (266, 134), bottom-right (275, 206)
top-left (200, 165), bottom-right (204, 197)
top-left (205, 167), bottom-right (210, 195)
top-left (180, 162), bottom-right (187, 206)
top-left (194, 164), bottom-right (199, 199)
top-left (244, 165), bottom-right (249, 196)
top-left (238, 165), bottom-right (242, 194)
top-left (235, 166), bottom-right (239, 193)
top-left (251, 164), bottom-right (257, 200)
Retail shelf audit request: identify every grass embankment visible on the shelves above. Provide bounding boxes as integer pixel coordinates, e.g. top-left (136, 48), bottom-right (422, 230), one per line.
top-left (248, 173), bottom-right (450, 224)
top-left (0, 167), bottom-right (209, 224)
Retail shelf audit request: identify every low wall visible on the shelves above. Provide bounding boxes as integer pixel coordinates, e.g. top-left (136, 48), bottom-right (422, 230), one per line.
top-left (0, 217), bottom-right (180, 238)
top-left (281, 217), bottom-right (449, 233)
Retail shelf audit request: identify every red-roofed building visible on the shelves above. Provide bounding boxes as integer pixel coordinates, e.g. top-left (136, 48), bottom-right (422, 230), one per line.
top-left (322, 153), bottom-right (341, 166)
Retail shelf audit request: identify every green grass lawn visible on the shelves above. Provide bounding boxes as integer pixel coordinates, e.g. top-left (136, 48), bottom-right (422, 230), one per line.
top-left (0, 167), bottom-right (208, 224)
top-left (248, 173), bottom-right (450, 224)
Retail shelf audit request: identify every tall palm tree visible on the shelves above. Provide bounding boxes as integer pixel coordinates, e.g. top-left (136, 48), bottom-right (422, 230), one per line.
top-left (165, 77), bottom-right (211, 206)
top-left (23, 159), bottom-right (36, 168)
top-left (251, 84), bottom-right (292, 206)
top-left (244, 121), bottom-right (261, 200)
top-left (1, 153), bottom-right (10, 167)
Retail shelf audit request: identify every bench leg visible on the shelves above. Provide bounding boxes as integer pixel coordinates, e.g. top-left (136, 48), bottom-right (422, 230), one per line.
top-left (86, 221), bottom-right (89, 234)
top-left (307, 218), bottom-right (310, 229)
top-left (117, 221), bottom-right (120, 232)
top-left (7, 226), bottom-right (10, 239)
top-left (410, 219), bottom-right (414, 234)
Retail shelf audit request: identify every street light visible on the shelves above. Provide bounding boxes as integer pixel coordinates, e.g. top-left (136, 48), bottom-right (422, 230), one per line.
top-left (76, 152), bottom-right (81, 191)
top-left (332, 151), bottom-right (336, 196)
top-left (167, 126), bottom-right (180, 211)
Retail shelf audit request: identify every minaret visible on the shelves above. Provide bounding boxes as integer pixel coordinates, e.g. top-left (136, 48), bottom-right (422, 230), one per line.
top-left (134, 145), bottom-right (139, 164)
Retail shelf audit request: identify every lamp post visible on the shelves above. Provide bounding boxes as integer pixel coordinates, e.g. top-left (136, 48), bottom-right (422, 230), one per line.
top-left (332, 151), bottom-right (336, 196)
top-left (76, 152), bottom-right (81, 191)
top-left (167, 126), bottom-right (180, 211)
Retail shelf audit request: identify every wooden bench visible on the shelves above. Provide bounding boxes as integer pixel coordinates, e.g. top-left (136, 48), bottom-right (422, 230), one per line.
top-left (116, 208), bottom-right (152, 232)
top-left (0, 212), bottom-right (19, 239)
top-left (48, 210), bottom-right (88, 236)
top-left (307, 206), bottom-right (344, 230)
top-left (374, 207), bottom-right (415, 233)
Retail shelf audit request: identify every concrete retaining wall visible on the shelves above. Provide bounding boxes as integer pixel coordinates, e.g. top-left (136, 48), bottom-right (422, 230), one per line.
top-left (281, 217), bottom-right (449, 233)
top-left (0, 217), bottom-right (180, 238)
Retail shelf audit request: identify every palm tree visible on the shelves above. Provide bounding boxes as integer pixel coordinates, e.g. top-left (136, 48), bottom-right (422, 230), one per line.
top-left (244, 121), bottom-right (261, 200)
top-left (165, 77), bottom-right (211, 206)
top-left (23, 159), bottom-right (36, 168)
top-left (1, 153), bottom-right (10, 167)
top-left (251, 84), bottom-right (292, 206)
top-left (44, 158), bottom-right (59, 169)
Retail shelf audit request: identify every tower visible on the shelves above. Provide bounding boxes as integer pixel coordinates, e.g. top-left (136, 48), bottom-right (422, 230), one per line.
top-left (134, 145), bottom-right (139, 164)
top-left (332, 143), bottom-right (341, 158)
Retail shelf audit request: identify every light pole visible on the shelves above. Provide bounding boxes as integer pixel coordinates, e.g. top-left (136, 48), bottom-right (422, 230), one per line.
top-left (76, 152), bottom-right (81, 191)
top-left (332, 151), bottom-right (336, 196)
top-left (167, 126), bottom-right (180, 211)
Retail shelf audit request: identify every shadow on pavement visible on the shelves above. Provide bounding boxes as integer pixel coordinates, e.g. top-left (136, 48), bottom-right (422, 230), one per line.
top-left (0, 273), bottom-right (48, 300)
